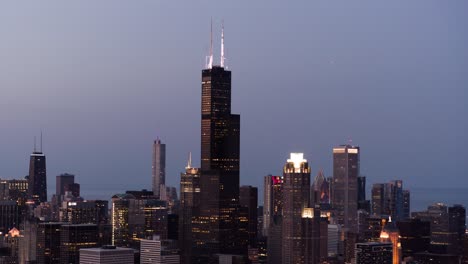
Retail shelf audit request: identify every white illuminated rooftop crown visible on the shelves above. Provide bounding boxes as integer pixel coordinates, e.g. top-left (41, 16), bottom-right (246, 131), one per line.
top-left (287, 153), bottom-right (307, 169)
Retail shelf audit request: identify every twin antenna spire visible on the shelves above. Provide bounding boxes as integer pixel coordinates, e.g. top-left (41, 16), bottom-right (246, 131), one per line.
top-left (206, 19), bottom-right (226, 69)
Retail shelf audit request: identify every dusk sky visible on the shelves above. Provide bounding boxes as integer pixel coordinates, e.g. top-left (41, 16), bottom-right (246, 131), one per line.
top-left (0, 1), bottom-right (466, 201)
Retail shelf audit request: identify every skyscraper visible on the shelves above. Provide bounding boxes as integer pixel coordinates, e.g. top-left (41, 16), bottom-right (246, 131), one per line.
top-left (60, 224), bottom-right (99, 264)
top-left (371, 180), bottom-right (410, 221)
top-left (179, 156), bottom-right (201, 264)
top-left (152, 139), bottom-right (166, 199)
top-left (37, 222), bottom-right (62, 264)
top-left (262, 175), bottom-right (283, 237)
top-left (263, 175), bottom-right (283, 264)
top-left (28, 147), bottom-right (47, 204)
top-left (332, 145), bottom-right (359, 232)
top-left (332, 145), bottom-right (359, 263)
top-left (281, 153), bottom-right (317, 264)
top-left (380, 219), bottom-right (402, 264)
top-left (312, 170), bottom-right (330, 206)
top-left (195, 23), bottom-right (244, 260)
top-left (56, 173), bottom-right (75, 200)
top-left (239, 185), bottom-right (258, 247)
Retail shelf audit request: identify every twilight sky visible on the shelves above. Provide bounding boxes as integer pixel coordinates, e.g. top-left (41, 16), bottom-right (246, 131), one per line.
top-left (0, 1), bottom-right (466, 202)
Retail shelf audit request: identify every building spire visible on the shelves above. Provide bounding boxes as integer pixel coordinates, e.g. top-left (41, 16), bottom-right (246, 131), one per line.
top-left (186, 152), bottom-right (192, 169)
top-left (40, 130), bottom-right (43, 153)
top-left (207, 18), bottom-right (213, 69)
top-left (220, 20), bottom-right (225, 68)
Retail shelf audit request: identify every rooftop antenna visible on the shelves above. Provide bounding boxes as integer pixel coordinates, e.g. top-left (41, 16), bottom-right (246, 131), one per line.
top-left (207, 18), bottom-right (213, 69)
top-left (40, 131), bottom-right (43, 153)
top-left (186, 152), bottom-right (192, 169)
top-left (34, 136), bottom-right (37, 152)
top-left (220, 20), bottom-right (225, 68)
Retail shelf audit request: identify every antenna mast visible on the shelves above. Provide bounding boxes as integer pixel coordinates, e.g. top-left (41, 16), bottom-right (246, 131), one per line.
top-left (208, 18), bottom-right (213, 69)
top-left (220, 20), bottom-right (225, 68)
top-left (40, 131), bottom-right (43, 153)
top-left (187, 152), bottom-right (192, 169)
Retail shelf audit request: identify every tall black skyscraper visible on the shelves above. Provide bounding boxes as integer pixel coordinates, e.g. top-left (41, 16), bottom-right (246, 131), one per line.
top-left (195, 23), bottom-right (244, 260)
top-left (332, 145), bottom-right (359, 232)
top-left (28, 142), bottom-right (47, 204)
top-left (152, 139), bottom-right (166, 199)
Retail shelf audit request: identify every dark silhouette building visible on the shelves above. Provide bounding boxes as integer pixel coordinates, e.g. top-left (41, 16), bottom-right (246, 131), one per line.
top-left (332, 145), bottom-right (359, 262)
top-left (195, 46), bottom-right (244, 259)
top-left (60, 224), bottom-right (99, 264)
top-left (37, 222), bottom-right (62, 264)
top-left (239, 185), bottom-right (258, 247)
top-left (56, 174), bottom-right (75, 200)
top-left (412, 203), bottom-right (465, 255)
top-left (396, 218), bottom-right (430, 258)
top-left (167, 213), bottom-right (178, 240)
top-left (28, 149), bottom-right (47, 204)
top-left (152, 139), bottom-right (166, 199)
top-left (357, 176), bottom-right (370, 213)
top-left (372, 180), bottom-right (410, 221)
top-left (0, 201), bottom-right (19, 234)
top-left (448, 204), bottom-right (466, 256)
top-left (332, 145), bottom-right (359, 233)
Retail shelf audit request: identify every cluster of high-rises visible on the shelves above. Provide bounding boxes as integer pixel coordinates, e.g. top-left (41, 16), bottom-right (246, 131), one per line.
top-left (0, 25), bottom-right (466, 264)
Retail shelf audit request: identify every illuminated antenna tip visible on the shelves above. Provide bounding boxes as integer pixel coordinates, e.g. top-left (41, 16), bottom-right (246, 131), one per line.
top-left (220, 20), bottom-right (225, 68)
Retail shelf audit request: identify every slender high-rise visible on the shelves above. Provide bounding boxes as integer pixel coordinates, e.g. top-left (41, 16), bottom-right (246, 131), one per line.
top-left (281, 153), bottom-right (318, 264)
top-left (28, 141), bottom-right (47, 204)
top-left (195, 22), bottom-right (244, 260)
top-left (332, 145), bottom-right (359, 232)
top-left (152, 139), bottom-right (166, 199)
top-left (179, 154), bottom-right (201, 264)
top-left (263, 175), bottom-right (284, 264)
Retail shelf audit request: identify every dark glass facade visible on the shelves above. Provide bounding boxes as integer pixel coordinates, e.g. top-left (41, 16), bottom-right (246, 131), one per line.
top-left (332, 145), bottom-right (359, 233)
top-left (239, 185), bottom-right (258, 247)
top-left (28, 152), bottom-right (47, 204)
top-left (196, 65), bottom-right (243, 259)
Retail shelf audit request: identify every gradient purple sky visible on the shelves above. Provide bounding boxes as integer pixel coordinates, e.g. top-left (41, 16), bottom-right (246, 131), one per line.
top-left (0, 1), bottom-right (466, 201)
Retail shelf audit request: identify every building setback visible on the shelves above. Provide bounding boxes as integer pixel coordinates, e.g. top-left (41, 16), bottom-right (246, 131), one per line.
top-left (195, 36), bottom-right (244, 258)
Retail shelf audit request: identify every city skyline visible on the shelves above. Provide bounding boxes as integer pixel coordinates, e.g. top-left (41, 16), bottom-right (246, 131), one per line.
top-left (0, 3), bottom-right (466, 263)
top-left (0, 1), bottom-right (467, 206)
